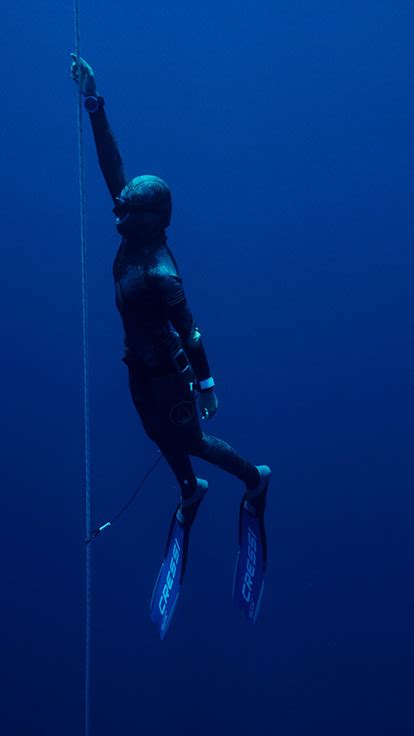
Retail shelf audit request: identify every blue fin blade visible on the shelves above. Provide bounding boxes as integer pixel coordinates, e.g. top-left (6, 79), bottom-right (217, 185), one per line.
top-left (233, 498), bottom-right (267, 624)
top-left (150, 511), bottom-right (186, 640)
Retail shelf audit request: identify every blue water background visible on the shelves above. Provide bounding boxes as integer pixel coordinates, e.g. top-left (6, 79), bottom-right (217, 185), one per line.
top-left (1, 1), bottom-right (413, 734)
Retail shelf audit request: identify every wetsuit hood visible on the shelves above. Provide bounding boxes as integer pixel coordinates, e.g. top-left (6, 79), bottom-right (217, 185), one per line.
top-left (118, 174), bottom-right (172, 224)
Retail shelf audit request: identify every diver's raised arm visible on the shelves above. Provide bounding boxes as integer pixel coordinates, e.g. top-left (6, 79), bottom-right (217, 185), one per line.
top-left (70, 54), bottom-right (127, 201)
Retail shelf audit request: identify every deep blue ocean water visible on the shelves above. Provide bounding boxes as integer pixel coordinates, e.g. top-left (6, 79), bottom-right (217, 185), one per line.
top-left (1, 1), bottom-right (413, 734)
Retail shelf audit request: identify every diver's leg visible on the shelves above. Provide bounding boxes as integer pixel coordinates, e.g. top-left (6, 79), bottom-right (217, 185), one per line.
top-left (127, 364), bottom-right (261, 492)
top-left (160, 445), bottom-right (208, 526)
top-left (158, 444), bottom-right (197, 500)
top-left (127, 365), bottom-right (202, 500)
top-left (189, 433), bottom-right (261, 491)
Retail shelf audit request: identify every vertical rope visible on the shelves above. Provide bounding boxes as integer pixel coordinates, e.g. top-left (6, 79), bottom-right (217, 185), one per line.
top-left (73, 3), bottom-right (92, 736)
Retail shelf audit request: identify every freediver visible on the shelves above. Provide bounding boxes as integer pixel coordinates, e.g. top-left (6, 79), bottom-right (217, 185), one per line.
top-left (70, 54), bottom-right (271, 532)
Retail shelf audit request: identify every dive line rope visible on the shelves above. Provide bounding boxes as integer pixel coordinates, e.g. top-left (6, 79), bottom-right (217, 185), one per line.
top-left (73, 4), bottom-right (91, 736)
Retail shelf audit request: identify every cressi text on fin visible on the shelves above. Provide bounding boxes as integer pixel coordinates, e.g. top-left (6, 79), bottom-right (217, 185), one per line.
top-left (233, 494), bottom-right (268, 624)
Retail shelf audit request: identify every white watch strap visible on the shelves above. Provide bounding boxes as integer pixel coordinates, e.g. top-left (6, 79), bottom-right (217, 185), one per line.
top-left (199, 377), bottom-right (215, 391)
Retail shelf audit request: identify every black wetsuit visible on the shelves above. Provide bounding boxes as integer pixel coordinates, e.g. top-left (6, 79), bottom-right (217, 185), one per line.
top-left (89, 103), bottom-right (259, 498)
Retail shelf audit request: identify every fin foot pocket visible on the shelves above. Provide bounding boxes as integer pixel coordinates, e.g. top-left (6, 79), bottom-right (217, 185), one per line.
top-left (245, 465), bottom-right (271, 517)
top-left (176, 478), bottom-right (208, 527)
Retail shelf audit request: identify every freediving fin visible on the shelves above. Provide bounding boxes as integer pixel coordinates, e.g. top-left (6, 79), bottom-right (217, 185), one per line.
top-left (233, 468), bottom-right (271, 624)
top-left (150, 508), bottom-right (187, 640)
top-left (150, 479), bottom-right (208, 640)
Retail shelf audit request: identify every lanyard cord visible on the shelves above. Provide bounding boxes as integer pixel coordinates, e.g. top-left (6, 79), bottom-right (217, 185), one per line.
top-left (73, 3), bottom-right (91, 735)
top-left (85, 452), bottom-right (164, 543)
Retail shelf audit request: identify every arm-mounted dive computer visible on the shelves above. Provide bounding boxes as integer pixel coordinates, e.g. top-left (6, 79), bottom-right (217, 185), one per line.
top-left (84, 95), bottom-right (105, 113)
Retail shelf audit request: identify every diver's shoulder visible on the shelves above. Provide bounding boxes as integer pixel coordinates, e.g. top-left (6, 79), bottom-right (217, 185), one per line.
top-left (153, 247), bottom-right (181, 279)
top-left (150, 267), bottom-right (182, 289)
